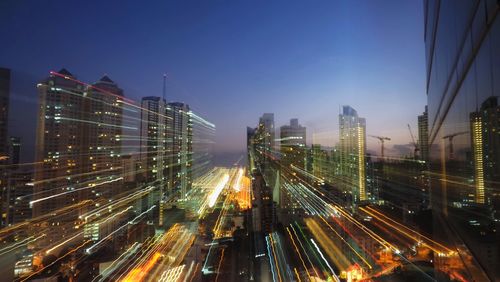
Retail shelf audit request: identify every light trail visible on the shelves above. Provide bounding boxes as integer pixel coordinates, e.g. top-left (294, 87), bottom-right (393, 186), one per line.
top-left (286, 227), bottom-right (313, 281)
top-left (29, 177), bottom-right (123, 206)
top-left (310, 238), bottom-right (340, 282)
top-left (85, 205), bottom-right (156, 254)
top-left (233, 167), bottom-right (244, 191)
top-left (208, 173), bottom-right (230, 208)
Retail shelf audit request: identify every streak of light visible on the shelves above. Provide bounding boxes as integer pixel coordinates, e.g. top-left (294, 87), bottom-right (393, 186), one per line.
top-left (94, 242), bottom-right (141, 282)
top-left (208, 174), bottom-right (230, 208)
top-left (188, 262), bottom-right (200, 282)
top-left (86, 205), bottom-right (156, 254)
top-left (21, 240), bottom-right (91, 282)
top-left (0, 234), bottom-right (45, 256)
top-left (318, 216), bottom-right (373, 270)
top-left (265, 236), bottom-right (278, 282)
top-left (294, 268), bottom-right (302, 282)
top-left (29, 177), bottom-right (123, 205)
top-left (121, 252), bottom-right (161, 282)
top-left (363, 206), bottom-right (453, 254)
top-left (233, 167), bottom-right (244, 191)
top-left (305, 218), bottom-right (350, 272)
top-left (310, 238), bottom-right (340, 282)
top-left (215, 248), bottom-right (225, 282)
top-left (45, 231), bottom-right (83, 254)
top-left (285, 227), bottom-right (312, 282)
top-left (158, 264), bottom-right (186, 282)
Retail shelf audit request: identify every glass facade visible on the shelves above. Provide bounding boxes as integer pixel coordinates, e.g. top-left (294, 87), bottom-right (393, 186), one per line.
top-left (424, 0), bottom-right (500, 280)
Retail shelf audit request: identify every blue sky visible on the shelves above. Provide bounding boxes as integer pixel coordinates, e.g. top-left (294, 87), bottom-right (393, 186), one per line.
top-left (0, 0), bottom-right (426, 159)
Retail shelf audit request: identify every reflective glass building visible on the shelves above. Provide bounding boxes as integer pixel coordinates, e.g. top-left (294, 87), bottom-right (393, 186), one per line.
top-left (424, 0), bottom-right (500, 280)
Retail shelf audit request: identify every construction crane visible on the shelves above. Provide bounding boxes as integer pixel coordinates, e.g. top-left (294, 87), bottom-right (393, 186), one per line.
top-left (369, 135), bottom-right (391, 160)
top-left (442, 131), bottom-right (468, 160)
top-left (407, 124), bottom-right (420, 159)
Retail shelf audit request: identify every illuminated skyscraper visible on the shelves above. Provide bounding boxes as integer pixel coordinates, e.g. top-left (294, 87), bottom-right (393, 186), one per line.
top-left (256, 113), bottom-right (277, 199)
top-left (140, 96), bottom-right (167, 185)
top-left (425, 1), bottom-right (500, 279)
top-left (139, 96), bottom-right (167, 225)
top-left (280, 119), bottom-right (306, 169)
top-left (166, 102), bottom-right (192, 200)
top-left (339, 105), bottom-right (366, 205)
top-left (279, 118), bottom-right (306, 210)
top-left (34, 69), bottom-right (86, 218)
top-left (34, 70), bottom-right (124, 229)
top-left (418, 106), bottom-right (429, 162)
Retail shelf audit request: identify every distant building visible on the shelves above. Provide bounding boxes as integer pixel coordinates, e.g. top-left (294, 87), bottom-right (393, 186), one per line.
top-left (247, 113), bottom-right (278, 204)
top-left (0, 68), bottom-right (10, 228)
top-left (0, 68), bottom-right (10, 161)
top-left (279, 118), bottom-right (306, 211)
top-left (166, 102), bottom-right (192, 200)
top-left (140, 96), bottom-right (167, 185)
top-left (9, 137), bottom-right (20, 166)
top-left (417, 106), bottom-right (428, 162)
top-left (139, 96), bottom-right (167, 225)
top-left (6, 168), bottom-right (33, 225)
top-left (280, 119), bottom-right (306, 169)
top-left (339, 105), bottom-right (366, 206)
top-left (311, 144), bottom-right (329, 183)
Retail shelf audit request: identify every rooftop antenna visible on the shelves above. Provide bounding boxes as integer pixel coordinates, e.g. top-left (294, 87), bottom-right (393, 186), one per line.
top-left (162, 73), bottom-right (167, 101)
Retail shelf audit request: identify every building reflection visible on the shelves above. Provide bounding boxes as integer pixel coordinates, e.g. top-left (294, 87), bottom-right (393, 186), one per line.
top-left (425, 0), bottom-right (500, 279)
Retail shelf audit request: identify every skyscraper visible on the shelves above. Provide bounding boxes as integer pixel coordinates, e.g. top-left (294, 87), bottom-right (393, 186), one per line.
top-left (34, 69), bottom-right (86, 218)
top-left (424, 1), bottom-right (500, 279)
top-left (0, 68), bottom-right (9, 162)
top-left (34, 70), bottom-right (124, 241)
top-left (339, 105), bottom-right (366, 205)
top-left (256, 113), bottom-right (277, 199)
top-left (9, 136), bottom-right (20, 166)
top-left (0, 68), bottom-right (10, 228)
top-left (279, 118), bottom-right (306, 211)
top-left (280, 118), bottom-right (306, 169)
top-left (418, 106), bottom-right (429, 162)
top-left (87, 75), bottom-right (124, 200)
top-left (166, 102), bottom-right (192, 201)
top-left (140, 96), bottom-right (167, 185)
top-left (139, 96), bottom-right (167, 225)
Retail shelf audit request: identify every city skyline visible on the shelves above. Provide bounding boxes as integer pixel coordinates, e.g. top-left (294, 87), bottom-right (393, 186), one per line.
top-left (0, 0), bottom-right (426, 161)
top-left (1, 1), bottom-right (498, 281)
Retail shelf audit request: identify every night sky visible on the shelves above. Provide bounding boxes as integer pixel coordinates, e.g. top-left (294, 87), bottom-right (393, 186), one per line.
top-left (0, 0), bottom-right (426, 162)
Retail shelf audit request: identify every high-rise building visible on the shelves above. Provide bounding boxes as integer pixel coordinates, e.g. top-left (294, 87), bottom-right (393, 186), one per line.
top-left (87, 75), bottom-right (124, 200)
top-left (6, 168), bottom-right (33, 225)
top-left (139, 96), bottom-right (167, 225)
top-left (256, 113), bottom-right (277, 200)
top-left (166, 102), bottom-right (192, 201)
top-left (0, 68), bottom-right (9, 161)
top-left (311, 144), bottom-right (328, 182)
top-left (9, 137), bottom-right (20, 166)
top-left (424, 1), bottom-right (500, 280)
top-left (140, 96), bottom-right (167, 185)
top-left (280, 118), bottom-right (306, 169)
top-left (259, 113), bottom-right (275, 152)
top-left (0, 68), bottom-right (10, 228)
top-left (279, 118), bottom-right (306, 211)
top-left (247, 127), bottom-right (256, 172)
top-left (418, 106), bottom-right (429, 162)
top-left (34, 70), bottom-right (124, 232)
top-left (339, 105), bottom-right (367, 206)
